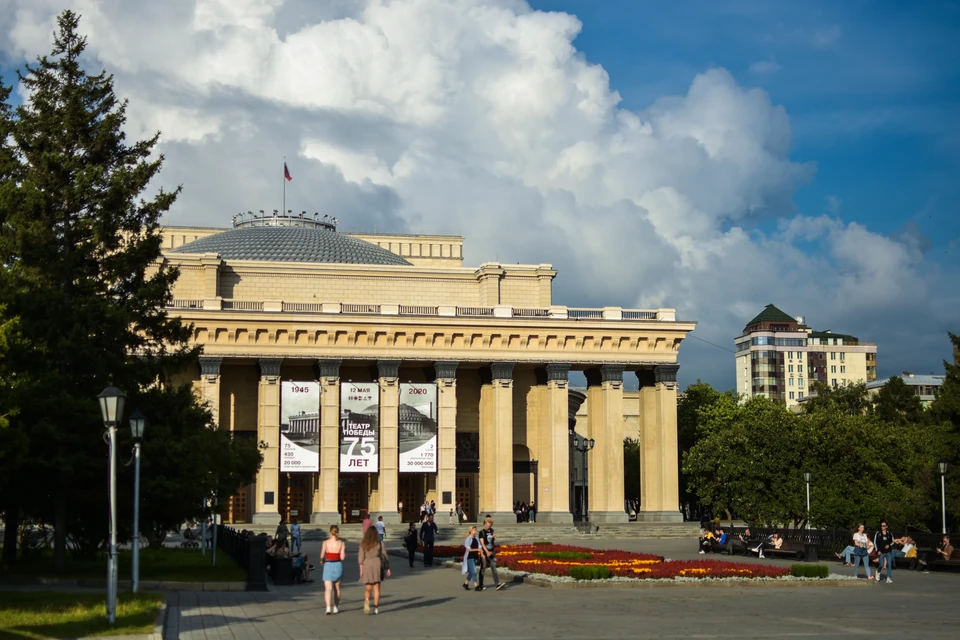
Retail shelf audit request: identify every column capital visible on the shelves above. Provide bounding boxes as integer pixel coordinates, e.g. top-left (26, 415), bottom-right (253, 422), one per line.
top-left (585, 364), bottom-right (625, 388)
top-left (654, 363), bottom-right (680, 389)
top-left (199, 356), bottom-right (223, 380)
top-left (545, 363), bottom-right (571, 380)
top-left (434, 361), bottom-right (459, 381)
top-left (377, 360), bottom-right (401, 381)
top-left (316, 359), bottom-right (341, 380)
top-left (490, 361), bottom-right (516, 381)
top-left (258, 358), bottom-right (282, 380)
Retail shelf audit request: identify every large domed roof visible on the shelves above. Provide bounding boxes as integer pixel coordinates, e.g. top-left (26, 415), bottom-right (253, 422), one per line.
top-left (169, 226), bottom-right (411, 266)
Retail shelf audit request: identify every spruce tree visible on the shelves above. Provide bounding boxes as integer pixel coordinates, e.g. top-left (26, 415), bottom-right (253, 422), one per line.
top-left (0, 10), bottom-right (196, 569)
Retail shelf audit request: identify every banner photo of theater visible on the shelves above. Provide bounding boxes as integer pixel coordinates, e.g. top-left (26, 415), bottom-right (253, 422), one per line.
top-left (340, 382), bottom-right (379, 472)
top-left (399, 383), bottom-right (438, 472)
top-left (280, 381), bottom-right (320, 472)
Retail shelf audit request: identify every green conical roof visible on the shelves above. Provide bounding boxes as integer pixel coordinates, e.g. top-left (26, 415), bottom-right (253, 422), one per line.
top-left (746, 304), bottom-right (796, 326)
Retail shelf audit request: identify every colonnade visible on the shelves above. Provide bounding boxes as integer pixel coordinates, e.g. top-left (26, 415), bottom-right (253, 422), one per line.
top-left (195, 356), bottom-right (682, 525)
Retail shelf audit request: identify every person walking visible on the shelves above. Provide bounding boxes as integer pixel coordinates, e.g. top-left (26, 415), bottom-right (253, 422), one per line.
top-left (275, 518), bottom-right (290, 548)
top-left (461, 525), bottom-right (482, 591)
top-left (321, 525), bottom-right (346, 615)
top-left (402, 522), bottom-right (418, 568)
top-left (528, 501), bottom-right (536, 524)
top-left (289, 517), bottom-right (302, 554)
top-left (873, 521), bottom-right (896, 584)
top-left (851, 523), bottom-right (872, 580)
top-left (478, 517), bottom-right (505, 591)
top-left (456, 501), bottom-right (464, 525)
top-left (358, 525), bottom-right (390, 615)
top-left (420, 514), bottom-right (439, 567)
top-left (375, 515), bottom-right (386, 542)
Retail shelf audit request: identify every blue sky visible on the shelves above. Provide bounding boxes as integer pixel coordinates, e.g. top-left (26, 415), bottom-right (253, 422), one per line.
top-left (529, 0), bottom-right (960, 253)
top-left (0, 1), bottom-right (956, 391)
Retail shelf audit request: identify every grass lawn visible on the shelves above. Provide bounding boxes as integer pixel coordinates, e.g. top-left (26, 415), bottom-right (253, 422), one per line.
top-left (0, 591), bottom-right (162, 639)
top-left (1, 547), bottom-right (245, 583)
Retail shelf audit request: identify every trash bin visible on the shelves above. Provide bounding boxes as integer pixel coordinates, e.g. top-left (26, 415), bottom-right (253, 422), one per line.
top-left (804, 542), bottom-right (819, 563)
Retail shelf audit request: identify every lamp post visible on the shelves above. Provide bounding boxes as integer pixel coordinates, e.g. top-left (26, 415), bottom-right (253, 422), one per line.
top-left (98, 386), bottom-right (125, 625)
top-left (128, 410), bottom-right (145, 594)
top-left (939, 459), bottom-right (949, 535)
top-left (570, 434), bottom-right (595, 521)
top-left (803, 470), bottom-right (812, 537)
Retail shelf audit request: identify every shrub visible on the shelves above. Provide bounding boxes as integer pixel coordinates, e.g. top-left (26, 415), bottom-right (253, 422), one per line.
top-left (534, 551), bottom-right (594, 560)
top-left (791, 564), bottom-right (829, 578)
top-left (569, 566), bottom-right (611, 580)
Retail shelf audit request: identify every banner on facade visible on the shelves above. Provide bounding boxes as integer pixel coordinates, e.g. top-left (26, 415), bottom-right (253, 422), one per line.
top-left (340, 383), bottom-right (379, 472)
top-left (280, 381), bottom-right (320, 472)
top-left (399, 383), bottom-right (438, 472)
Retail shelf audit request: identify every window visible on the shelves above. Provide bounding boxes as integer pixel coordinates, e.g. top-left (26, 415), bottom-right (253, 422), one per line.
top-left (832, 378), bottom-right (838, 387)
top-left (840, 365), bottom-right (846, 374)
top-left (789, 378), bottom-right (794, 386)
top-left (830, 365), bottom-right (837, 373)
top-left (830, 352), bottom-right (837, 360)
top-left (799, 392), bottom-right (805, 400)
top-left (789, 392), bottom-right (795, 400)
top-left (798, 378), bottom-right (804, 387)
top-left (798, 365), bottom-right (803, 374)
top-left (840, 353), bottom-right (845, 362)
top-left (788, 351), bottom-right (793, 360)
top-left (788, 365), bottom-right (794, 373)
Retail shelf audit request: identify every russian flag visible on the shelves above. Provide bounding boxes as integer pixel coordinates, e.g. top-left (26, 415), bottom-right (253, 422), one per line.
top-left (284, 162), bottom-right (292, 181)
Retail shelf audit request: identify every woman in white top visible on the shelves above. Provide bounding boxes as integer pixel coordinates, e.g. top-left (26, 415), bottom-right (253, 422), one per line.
top-left (850, 523), bottom-right (872, 579)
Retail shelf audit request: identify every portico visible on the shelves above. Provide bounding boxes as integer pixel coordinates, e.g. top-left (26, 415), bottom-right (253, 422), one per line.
top-left (162, 213), bottom-right (695, 526)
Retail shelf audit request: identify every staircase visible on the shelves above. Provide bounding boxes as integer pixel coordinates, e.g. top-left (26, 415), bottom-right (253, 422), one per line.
top-left (213, 520), bottom-right (699, 542)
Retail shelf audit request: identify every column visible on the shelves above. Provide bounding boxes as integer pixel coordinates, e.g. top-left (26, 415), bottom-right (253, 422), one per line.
top-left (376, 360), bottom-right (402, 523)
top-left (479, 362), bottom-right (515, 521)
top-left (536, 363), bottom-right (572, 522)
top-left (585, 364), bottom-right (628, 523)
top-left (638, 364), bottom-right (682, 522)
top-left (312, 359), bottom-right (342, 524)
top-left (435, 362), bottom-right (459, 514)
top-left (197, 357), bottom-right (223, 426)
top-left (253, 358), bottom-right (282, 524)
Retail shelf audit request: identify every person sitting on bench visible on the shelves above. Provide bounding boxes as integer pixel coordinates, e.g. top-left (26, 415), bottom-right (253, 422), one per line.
top-left (698, 528), bottom-right (716, 554)
top-left (936, 535), bottom-right (954, 563)
top-left (728, 528), bottom-right (752, 555)
top-left (758, 533), bottom-right (783, 559)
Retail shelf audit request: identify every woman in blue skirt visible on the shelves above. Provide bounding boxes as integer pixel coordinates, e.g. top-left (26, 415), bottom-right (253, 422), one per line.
top-left (322, 525), bottom-right (346, 614)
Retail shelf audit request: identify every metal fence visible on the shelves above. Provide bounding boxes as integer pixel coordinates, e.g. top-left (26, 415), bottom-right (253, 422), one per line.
top-left (722, 524), bottom-right (946, 555)
top-left (217, 525), bottom-right (267, 591)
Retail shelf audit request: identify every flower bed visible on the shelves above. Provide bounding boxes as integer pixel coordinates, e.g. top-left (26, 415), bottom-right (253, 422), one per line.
top-left (419, 543), bottom-right (790, 581)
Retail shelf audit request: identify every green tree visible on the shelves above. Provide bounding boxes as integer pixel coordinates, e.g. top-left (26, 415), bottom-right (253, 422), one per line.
top-left (803, 380), bottom-right (871, 415)
top-left (929, 332), bottom-right (960, 530)
top-left (873, 375), bottom-right (923, 425)
top-left (0, 11), bottom-right (195, 569)
top-left (677, 381), bottom-right (738, 512)
top-left (623, 437), bottom-right (640, 507)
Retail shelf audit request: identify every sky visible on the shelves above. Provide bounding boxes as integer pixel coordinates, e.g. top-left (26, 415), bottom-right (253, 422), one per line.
top-left (0, 0), bottom-right (957, 391)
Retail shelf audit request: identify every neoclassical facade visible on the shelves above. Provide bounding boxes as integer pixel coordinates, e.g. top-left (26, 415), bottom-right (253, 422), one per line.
top-left (159, 214), bottom-right (695, 525)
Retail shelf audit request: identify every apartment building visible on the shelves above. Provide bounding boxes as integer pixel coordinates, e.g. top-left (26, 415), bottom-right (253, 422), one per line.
top-left (735, 304), bottom-right (878, 409)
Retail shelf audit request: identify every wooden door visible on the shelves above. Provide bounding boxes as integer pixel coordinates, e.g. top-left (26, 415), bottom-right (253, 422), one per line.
top-left (456, 475), bottom-right (474, 522)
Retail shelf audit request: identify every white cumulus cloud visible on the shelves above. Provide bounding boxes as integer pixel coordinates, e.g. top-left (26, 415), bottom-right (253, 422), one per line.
top-left (0, 0), bottom-right (954, 387)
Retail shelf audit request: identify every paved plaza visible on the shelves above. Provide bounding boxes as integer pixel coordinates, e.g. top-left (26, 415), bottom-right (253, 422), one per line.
top-left (164, 536), bottom-right (960, 640)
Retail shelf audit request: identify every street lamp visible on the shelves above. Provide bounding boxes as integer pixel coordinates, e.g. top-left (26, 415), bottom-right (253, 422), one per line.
top-left (939, 459), bottom-right (949, 535)
top-left (803, 470), bottom-right (812, 535)
top-left (97, 386), bottom-right (125, 625)
top-left (570, 433), bottom-right (595, 521)
top-left (129, 410), bottom-right (146, 594)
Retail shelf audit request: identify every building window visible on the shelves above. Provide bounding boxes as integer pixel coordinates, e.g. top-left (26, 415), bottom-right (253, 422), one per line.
top-left (798, 378), bottom-right (804, 387)
top-left (830, 365), bottom-right (836, 373)
top-left (799, 392), bottom-right (805, 400)
top-left (832, 378), bottom-right (838, 387)
top-left (788, 365), bottom-right (794, 373)
top-left (798, 365), bottom-right (803, 373)
top-left (789, 392), bottom-right (795, 400)
top-left (840, 365), bottom-right (846, 374)
top-left (789, 378), bottom-right (794, 386)
top-left (830, 352), bottom-right (836, 360)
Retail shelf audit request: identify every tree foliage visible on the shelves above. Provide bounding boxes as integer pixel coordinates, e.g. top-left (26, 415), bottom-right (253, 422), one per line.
top-left (0, 11), bottom-right (261, 568)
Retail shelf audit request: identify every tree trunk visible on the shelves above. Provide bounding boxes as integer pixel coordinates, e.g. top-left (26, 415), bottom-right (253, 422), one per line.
top-left (53, 490), bottom-right (67, 572)
top-left (2, 502), bottom-right (18, 567)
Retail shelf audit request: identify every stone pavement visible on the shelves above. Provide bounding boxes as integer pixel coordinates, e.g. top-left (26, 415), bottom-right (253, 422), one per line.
top-left (164, 537), bottom-right (960, 640)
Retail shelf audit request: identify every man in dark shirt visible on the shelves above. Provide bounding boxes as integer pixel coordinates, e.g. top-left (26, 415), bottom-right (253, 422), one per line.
top-left (419, 514), bottom-right (439, 567)
top-left (873, 521), bottom-right (896, 584)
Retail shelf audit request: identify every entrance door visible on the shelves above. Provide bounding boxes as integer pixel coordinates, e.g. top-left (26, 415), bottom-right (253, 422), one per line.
top-left (227, 486), bottom-right (248, 524)
top-left (398, 475), bottom-right (426, 522)
top-left (456, 475), bottom-right (474, 522)
top-left (338, 475), bottom-right (368, 523)
top-left (280, 474), bottom-right (309, 523)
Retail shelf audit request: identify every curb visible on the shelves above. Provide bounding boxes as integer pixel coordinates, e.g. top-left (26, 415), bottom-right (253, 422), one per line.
top-left (0, 577), bottom-right (246, 591)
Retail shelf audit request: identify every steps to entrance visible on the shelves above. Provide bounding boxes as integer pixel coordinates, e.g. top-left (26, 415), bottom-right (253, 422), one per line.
top-left (211, 521), bottom-right (699, 541)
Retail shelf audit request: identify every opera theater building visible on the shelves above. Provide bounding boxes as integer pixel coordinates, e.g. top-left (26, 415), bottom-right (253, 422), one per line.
top-left (160, 212), bottom-right (695, 526)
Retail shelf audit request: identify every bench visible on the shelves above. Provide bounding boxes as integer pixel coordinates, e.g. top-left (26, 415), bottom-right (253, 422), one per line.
top-left (931, 548), bottom-right (960, 570)
top-left (759, 540), bottom-right (806, 560)
top-left (266, 555), bottom-right (295, 585)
